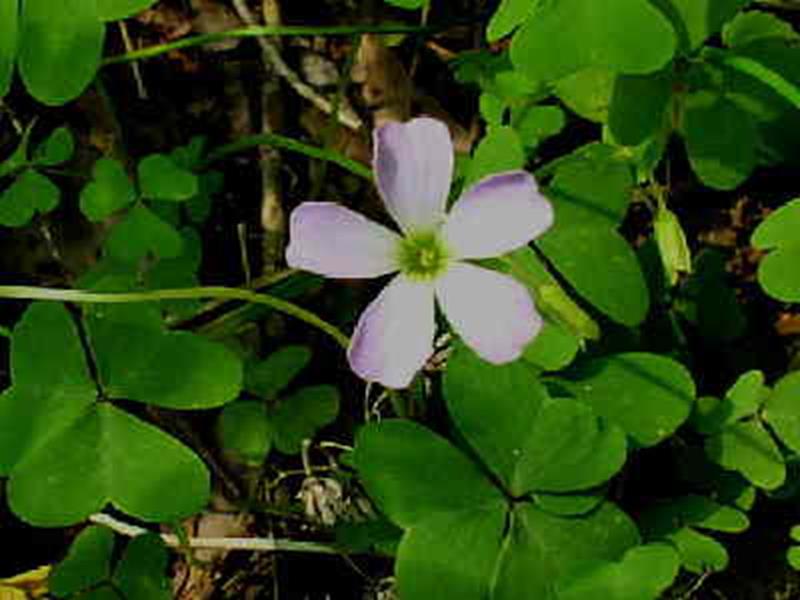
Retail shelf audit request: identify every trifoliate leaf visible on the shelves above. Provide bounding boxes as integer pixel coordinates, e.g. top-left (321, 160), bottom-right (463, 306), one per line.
top-left (0, 169), bottom-right (59, 226)
top-left (80, 158), bottom-right (137, 222)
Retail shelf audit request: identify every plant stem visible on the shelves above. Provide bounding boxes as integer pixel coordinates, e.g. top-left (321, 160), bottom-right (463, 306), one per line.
top-left (0, 285), bottom-right (350, 349)
top-left (201, 132), bottom-right (372, 180)
top-left (102, 24), bottom-right (439, 66)
top-left (89, 513), bottom-right (340, 554)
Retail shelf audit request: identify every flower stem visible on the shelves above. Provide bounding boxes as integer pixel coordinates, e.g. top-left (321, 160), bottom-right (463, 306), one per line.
top-left (0, 285), bottom-right (350, 349)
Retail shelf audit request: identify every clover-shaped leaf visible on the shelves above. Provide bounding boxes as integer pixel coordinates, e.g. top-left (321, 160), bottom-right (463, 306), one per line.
top-left (564, 353), bottom-right (696, 447)
top-left (355, 352), bottom-right (643, 599)
top-left (557, 543), bottom-right (680, 600)
top-left (445, 344), bottom-right (627, 497)
top-left (682, 91), bottom-right (758, 190)
top-left (105, 204), bottom-right (184, 263)
top-left (80, 158), bottom-right (137, 222)
top-left (50, 526), bottom-right (170, 600)
top-left (0, 302), bottom-right (241, 525)
top-left (138, 154), bottom-right (199, 202)
top-left (245, 345), bottom-right (313, 400)
top-left (763, 371), bottom-right (800, 452)
top-left (0, 169), bottom-right (60, 226)
top-left (33, 126), bottom-right (75, 166)
top-left (355, 420), bottom-right (503, 528)
top-left (751, 198), bottom-right (800, 302)
top-left (87, 305), bottom-right (242, 410)
top-left (641, 494), bottom-right (749, 573)
top-left (608, 69), bottom-right (673, 147)
top-left (510, 0), bottom-right (676, 82)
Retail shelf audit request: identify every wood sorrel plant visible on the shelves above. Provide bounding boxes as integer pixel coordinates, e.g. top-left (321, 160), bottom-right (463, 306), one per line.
top-left (1, 0), bottom-right (800, 598)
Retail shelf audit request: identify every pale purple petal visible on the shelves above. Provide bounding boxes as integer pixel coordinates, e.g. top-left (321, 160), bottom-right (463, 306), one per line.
top-left (373, 118), bottom-right (453, 233)
top-left (348, 275), bottom-right (436, 388)
top-left (286, 202), bottom-right (402, 278)
top-left (436, 262), bottom-right (541, 363)
top-left (441, 171), bottom-right (554, 259)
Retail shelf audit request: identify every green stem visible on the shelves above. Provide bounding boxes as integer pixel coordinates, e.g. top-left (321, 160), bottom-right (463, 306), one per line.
top-left (0, 285), bottom-right (350, 349)
top-left (201, 132), bottom-right (372, 180)
top-left (102, 24), bottom-right (439, 66)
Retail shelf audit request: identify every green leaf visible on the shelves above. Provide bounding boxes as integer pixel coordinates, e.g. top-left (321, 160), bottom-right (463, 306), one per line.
top-left (723, 11), bottom-right (799, 48)
top-left (0, 304), bottom-right (95, 474)
top-left (138, 154), bottom-right (199, 202)
top-left (763, 371), bottom-right (800, 453)
top-left (511, 0), bottom-right (676, 82)
top-left (18, 0), bottom-right (104, 105)
top-left (49, 526), bottom-right (115, 596)
top-left (492, 507), bottom-right (558, 600)
top-left (466, 126), bottom-right (524, 186)
top-left (113, 534), bottom-right (171, 600)
top-left (105, 204), bottom-right (184, 262)
top-left (651, 0), bottom-right (748, 52)
top-left (80, 158), bottom-right (137, 222)
top-left (545, 143), bottom-right (634, 227)
top-left (554, 68), bottom-right (615, 122)
top-left (538, 225), bottom-right (650, 326)
top-left (682, 91), bottom-right (757, 189)
top-left (8, 402), bottom-right (210, 526)
top-left (353, 420), bottom-right (503, 528)
top-left (0, 0), bottom-right (17, 97)
top-left (519, 502), bottom-right (641, 577)
top-left (396, 506), bottom-right (507, 600)
top-left (692, 371), bottom-right (766, 434)
top-left (89, 316), bottom-right (242, 409)
top-left (245, 345), bottom-right (312, 399)
top-left (511, 104), bottom-right (565, 148)
top-left (705, 420), bottom-right (785, 490)
top-left (33, 126), bottom-right (74, 166)
top-left (479, 93), bottom-right (506, 126)
top-left (666, 527), bottom-right (729, 573)
top-left (96, 0), bottom-right (159, 21)
top-left (788, 546), bottom-right (800, 570)
top-left (271, 385), bottom-right (339, 454)
top-left (608, 69), bottom-right (673, 146)
top-left (505, 247), bottom-right (600, 342)
top-left (443, 343), bottom-right (548, 487)
top-left (557, 543), bottom-right (680, 600)
top-left (218, 401), bottom-right (272, 465)
top-left (521, 320), bottom-right (581, 371)
top-left (643, 495), bottom-right (749, 536)
top-left (0, 169), bottom-right (59, 226)
top-left (567, 353), bottom-right (695, 447)
top-left (751, 198), bottom-right (800, 302)
top-left (514, 397), bottom-right (627, 495)
top-left (487, 0), bottom-right (542, 42)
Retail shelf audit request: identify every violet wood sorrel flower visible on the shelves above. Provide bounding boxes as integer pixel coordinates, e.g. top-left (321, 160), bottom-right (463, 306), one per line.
top-left (286, 118), bottom-right (554, 388)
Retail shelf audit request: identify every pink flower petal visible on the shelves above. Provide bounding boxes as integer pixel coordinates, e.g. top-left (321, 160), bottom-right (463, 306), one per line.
top-left (348, 275), bottom-right (436, 388)
top-left (436, 262), bottom-right (542, 363)
top-left (286, 202), bottom-right (401, 278)
top-left (441, 171), bottom-right (554, 259)
top-left (373, 118), bottom-right (453, 233)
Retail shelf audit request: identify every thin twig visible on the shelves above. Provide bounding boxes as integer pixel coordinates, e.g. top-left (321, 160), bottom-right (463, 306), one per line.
top-left (118, 21), bottom-right (148, 100)
top-left (89, 513), bottom-right (339, 554)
